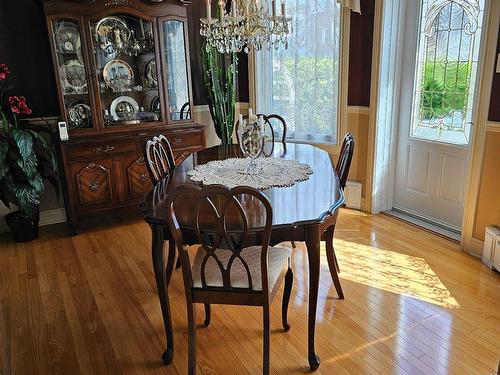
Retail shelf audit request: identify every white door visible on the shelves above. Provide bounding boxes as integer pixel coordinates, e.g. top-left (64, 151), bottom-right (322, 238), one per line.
top-left (393, 0), bottom-right (486, 231)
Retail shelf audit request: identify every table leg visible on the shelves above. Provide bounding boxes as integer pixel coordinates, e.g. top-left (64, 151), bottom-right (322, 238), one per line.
top-left (150, 224), bottom-right (175, 365)
top-left (305, 226), bottom-right (321, 370)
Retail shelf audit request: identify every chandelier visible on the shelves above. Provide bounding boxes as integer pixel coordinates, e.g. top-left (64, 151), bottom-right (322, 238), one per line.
top-left (200, 0), bottom-right (292, 54)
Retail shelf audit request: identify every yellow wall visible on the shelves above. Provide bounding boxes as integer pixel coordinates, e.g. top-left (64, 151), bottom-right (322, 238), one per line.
top-left (473, 130), bottom-right (500, 241)
top-left (315, 108), bottom-right (370, 205)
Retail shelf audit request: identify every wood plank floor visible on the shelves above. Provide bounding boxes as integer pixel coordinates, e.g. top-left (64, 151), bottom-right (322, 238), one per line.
top-left (0, 209), bottom-right (499, 374)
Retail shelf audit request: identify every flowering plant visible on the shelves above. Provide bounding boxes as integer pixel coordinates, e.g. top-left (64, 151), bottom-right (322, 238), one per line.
top-left (0, 64), bottom-right (59, 220)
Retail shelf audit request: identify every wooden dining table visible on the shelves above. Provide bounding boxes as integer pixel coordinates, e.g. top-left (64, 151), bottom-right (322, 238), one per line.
top-left (141, 142), bottom-right (344, 370)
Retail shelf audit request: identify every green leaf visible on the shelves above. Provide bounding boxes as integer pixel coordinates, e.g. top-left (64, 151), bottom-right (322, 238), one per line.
top-left (0, 141), bottom-right (8, 178)
top-left (13, 183), bottom-right (39, 216)
top-left (12, 129), bottom-right (38, 177)
top-left (13, 129), bottom-right (33, 161)
top-left (30, 175), bottom-right (44, 194)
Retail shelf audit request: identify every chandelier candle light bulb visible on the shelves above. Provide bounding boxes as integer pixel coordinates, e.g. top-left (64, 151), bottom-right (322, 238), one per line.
top-left (206, 0), bottom-right (211, 21)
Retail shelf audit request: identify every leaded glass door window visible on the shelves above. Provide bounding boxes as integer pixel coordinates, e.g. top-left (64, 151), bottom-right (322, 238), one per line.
top-left (411, 0), bottom-right (485, 145)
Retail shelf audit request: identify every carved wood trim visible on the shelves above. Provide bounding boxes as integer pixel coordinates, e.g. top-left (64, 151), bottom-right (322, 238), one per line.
top-left (127, 157), bottom-right (153, 198)
top-left (76, 162), bottom-right (113, 206)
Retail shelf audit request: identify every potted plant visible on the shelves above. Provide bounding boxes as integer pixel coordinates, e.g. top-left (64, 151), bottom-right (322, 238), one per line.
top-left (200, 40), bottom-right (239, 145)
top-left (0, 63), bottom-right (60, 242)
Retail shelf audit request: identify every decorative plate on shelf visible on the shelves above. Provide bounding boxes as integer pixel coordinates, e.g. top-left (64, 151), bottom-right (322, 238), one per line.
top-left (54, 21), bottom-right (80, 55)
top-left (110, 95), bottom-right (139, 121)
top-left (144, 58), bottom-right (158, 87)
top-left (95, 16), bottom-right (131, 46)
top-left (103, 59), bottom-right (134, 91)
top-left (68, 101), bottom-right (91, 128)
top-left (60, 60), bottom-right (87, 93)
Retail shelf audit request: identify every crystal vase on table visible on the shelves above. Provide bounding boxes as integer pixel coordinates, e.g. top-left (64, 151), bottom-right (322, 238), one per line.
top-left (237, 110), bottom-right (265, 175)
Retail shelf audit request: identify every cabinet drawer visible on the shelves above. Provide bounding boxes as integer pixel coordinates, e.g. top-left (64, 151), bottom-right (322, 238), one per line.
top-left (69, 160), bottom-right (117, 209)
top-left (66, 139), bottom-right (137, 160)
top-left (165, 131), bottom-right (203, 149)
top-left (124, 156), bottom-right (153, 199)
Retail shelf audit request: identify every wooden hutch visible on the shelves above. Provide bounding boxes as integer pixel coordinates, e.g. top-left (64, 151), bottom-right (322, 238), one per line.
top-left (43, 0), bottom-right (205, 230)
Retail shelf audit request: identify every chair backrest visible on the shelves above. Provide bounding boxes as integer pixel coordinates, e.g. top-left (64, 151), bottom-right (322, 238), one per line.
top-left (166, 184), bottom-right (274, 293)
top-left (180, 102), bottom-right (191, 120)
top-left (336, 133), bottom-right (355, 190)
top-left (144, 134), bottom-right (175, 185)
top-left (236, 113), bottom-right (288, 144)
top-left (261, 114), bottom-right (287, 143)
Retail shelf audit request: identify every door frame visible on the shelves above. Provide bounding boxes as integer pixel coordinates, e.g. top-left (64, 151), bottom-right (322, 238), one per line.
top-left (369, 0), bottom-right (496, 251)
top-left (461, 0), bottom-right (500, 254)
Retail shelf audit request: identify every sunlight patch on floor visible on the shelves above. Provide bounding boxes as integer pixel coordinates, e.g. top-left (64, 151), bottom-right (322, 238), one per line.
top-left (327, 239), bottom-right (459, 308)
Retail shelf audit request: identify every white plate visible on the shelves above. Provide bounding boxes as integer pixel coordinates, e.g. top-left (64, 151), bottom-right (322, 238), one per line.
top-left (110, 95), bottom-right (139, 121)
top-left (60, 60), bottom-right (87, 93)
top-left (103, 59), bottom-right (134, 91)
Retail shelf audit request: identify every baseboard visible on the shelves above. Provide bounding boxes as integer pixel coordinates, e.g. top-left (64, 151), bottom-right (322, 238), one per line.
top-left (0, 208), bottom-right (67, 234)
top-left (468, 237), bottom-right (485, 258)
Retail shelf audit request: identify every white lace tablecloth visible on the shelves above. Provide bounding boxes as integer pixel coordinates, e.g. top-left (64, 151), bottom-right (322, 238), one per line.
top-left (187, 157), bottom-right (313, 190)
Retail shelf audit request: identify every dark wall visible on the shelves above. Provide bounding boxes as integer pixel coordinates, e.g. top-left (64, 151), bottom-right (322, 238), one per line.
top-left (348, 0), bottom-right (375, 107)
top-left (186, 0), bottom-right (248, 105)
top-left (488, 28), bottom-right (500, 121)
top-left (0, 0), bottom-right (59, 117)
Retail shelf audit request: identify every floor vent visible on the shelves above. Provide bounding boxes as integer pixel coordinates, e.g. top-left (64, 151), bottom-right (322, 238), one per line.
top-left (345, 181), bottom-right (362, 209)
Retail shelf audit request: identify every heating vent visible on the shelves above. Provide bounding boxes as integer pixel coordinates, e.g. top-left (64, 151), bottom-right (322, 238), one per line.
top-left (345, 181), bottom-right (362, 210)
top-left (483, 226), bottom-right (500, 271)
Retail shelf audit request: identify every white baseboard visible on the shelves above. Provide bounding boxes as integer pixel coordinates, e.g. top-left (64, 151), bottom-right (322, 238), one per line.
top-left (468, 238), bottom-right (485, 258)
top-left (0, 208), bottom-right (67, 234)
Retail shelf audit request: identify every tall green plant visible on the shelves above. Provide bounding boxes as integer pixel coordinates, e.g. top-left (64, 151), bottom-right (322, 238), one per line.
top-left (0, 64), bottom-right (59, 219)
top-left (201, 40), bottom-right (238, 145)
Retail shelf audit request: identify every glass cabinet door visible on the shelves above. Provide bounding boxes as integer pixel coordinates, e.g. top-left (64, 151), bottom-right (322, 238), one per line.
top-left (52, 19), bottom-right (93, 130)
top-left (162, 19), bottom-right (191, 121)
top-left (90, 15), bottom-right (161, 127)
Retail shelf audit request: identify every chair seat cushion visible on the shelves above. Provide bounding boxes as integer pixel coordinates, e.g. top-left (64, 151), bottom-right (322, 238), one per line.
top-left (191, 246), bottom-right (291, 291)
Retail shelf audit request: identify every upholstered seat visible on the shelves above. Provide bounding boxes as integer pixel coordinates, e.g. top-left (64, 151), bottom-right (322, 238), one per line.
top-left (192, 245), bottom-right (291, 291)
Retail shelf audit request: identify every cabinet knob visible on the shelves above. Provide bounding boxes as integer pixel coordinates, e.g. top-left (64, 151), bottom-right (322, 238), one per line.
top-left (92, 145), bottom-right (115, 153)
top-left (89, 181), bottom-right (100, 192)
top-left (171, 137), bottom-right (182, 145)
top-left (139, 174), bottom-right (149, 184)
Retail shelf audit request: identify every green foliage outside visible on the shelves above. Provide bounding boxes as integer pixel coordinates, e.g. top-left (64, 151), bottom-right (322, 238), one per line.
top-left (272, 56), bottom-right (338, 138)
top-left (421, 61), bottom-right (471, 120)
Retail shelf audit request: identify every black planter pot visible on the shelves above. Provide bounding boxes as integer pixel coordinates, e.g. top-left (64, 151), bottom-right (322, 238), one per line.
top-left (5, 209), bottom-right (40, 243)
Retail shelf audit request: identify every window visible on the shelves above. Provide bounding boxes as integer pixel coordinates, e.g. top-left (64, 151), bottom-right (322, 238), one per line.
top-left (256, 1), bottom-right (341, 144)
top-left (411, 0), bottom-right (485, 145)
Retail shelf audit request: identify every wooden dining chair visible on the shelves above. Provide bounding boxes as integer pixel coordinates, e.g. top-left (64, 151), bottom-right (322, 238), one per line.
top-left (166, 184), bottom-right (294, 375)
top-left (236, 113), bottom-right (287, 142)
top-left (336, 132), bottom-right (355, 190)
top-left (291, 133), bottom-right (355, 300)
top-left (180, 102), bottom-right (191, 120)
top-left (144, 134), bottom-right (176, 185)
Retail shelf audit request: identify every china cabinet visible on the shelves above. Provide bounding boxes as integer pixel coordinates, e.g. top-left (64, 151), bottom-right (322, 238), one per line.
top-left (43, 0), bottom-right (205, 230)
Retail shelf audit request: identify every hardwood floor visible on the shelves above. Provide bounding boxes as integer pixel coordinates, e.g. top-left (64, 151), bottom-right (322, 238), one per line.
top-left (0, 209), bottom-right (499, 374)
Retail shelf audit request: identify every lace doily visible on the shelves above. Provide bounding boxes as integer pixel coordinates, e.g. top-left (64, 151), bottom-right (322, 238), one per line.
top-left (187, 157), bottom-right (313, 190)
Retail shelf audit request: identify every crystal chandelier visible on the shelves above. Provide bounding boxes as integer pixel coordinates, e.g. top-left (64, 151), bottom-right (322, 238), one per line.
top-left (200, 0), bottom-right (292, 54)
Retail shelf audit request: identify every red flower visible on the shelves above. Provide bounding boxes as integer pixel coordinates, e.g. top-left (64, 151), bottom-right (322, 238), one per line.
top-left (0, 64), bottom-right (9, 80)
top-left (9, 96), bottom-right (32, 115)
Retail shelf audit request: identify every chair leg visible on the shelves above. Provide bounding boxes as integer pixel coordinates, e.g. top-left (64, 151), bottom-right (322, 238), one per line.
top-left (203, 304), bottom-right (211, 327)
top-left (324, 225), bottom-right (344, 299)
top-left (282, 267), bottom-right (293, 332)
top-left (175, 256), bottom-right (181, 270)
top-left (291, 241), bottom-right (297, 249)
top-left (187, 300), bottom-right (197, 375)
top-left (263, 304), bottom-right (270, 375)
